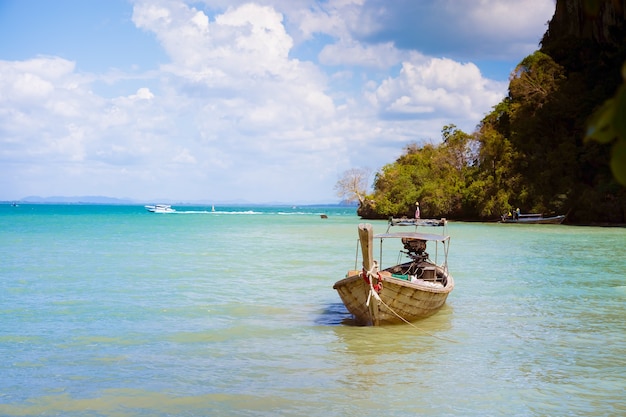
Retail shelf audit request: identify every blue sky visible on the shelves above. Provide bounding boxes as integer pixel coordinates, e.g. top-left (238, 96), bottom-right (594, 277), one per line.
top-left (0, 0), bottom-right (555, 203)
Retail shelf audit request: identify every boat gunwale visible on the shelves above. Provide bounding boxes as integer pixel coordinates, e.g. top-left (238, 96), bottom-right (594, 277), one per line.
top-left (384, 272), bottom-right (454, 293)
top-left (337, 254), bottom-right (454, 288)
top-left (333, 271), bottom-right (454, 293)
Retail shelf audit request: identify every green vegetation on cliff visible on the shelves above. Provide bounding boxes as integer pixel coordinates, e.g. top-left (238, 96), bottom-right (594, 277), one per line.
top-left (357, 0), bottom-right (626, 223)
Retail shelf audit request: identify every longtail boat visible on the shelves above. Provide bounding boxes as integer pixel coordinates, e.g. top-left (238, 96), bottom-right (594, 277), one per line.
top-left (500, 213), bottom-right (566, 224)
top-left (333, 219), bottom-right (454, 326)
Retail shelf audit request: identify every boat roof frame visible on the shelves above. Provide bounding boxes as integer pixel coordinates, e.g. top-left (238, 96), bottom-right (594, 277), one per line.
top-left (374, 231), bottom-right (450, 243)
top-left (352, 225), bottom-right (451, 272)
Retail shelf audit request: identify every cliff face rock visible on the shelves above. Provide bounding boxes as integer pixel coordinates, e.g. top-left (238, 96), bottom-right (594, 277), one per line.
top-left (539, 0), bottom-right (626, 223)
top-left (544, 0), bottom-right (626, 45)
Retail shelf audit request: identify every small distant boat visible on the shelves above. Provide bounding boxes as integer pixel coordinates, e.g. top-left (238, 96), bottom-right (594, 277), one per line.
top-left (333, 219), bottom-right (454, 326)
top-left (145, 204), bottom-right (176, 213)
top-left (500, 213), bottom-right (566, 224)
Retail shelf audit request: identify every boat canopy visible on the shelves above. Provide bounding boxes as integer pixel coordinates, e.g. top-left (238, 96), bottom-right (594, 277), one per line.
top-left (374, 231), bottom-right (450, 242)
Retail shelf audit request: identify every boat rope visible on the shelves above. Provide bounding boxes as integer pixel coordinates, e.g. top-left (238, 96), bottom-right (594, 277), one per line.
top-left (376, 297), bottom-right (458, 342)
top-left (363, 261), bottom-right (382, 308)
top-left (362, 261), bottom-right (383, 294)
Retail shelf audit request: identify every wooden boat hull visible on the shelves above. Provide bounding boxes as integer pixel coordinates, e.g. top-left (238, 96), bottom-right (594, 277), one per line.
top-left (500, 215), bottom-right (565, 224)
top-left (333, 268), bottom-right (454, 325)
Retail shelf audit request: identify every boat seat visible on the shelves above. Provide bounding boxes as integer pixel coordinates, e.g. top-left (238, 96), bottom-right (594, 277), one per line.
top-left (421, 267), bottom-right (436, 281)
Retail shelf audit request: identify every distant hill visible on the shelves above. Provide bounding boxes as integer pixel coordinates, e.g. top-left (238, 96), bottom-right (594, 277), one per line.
top-left (20, 196), bottom-right (136, 204)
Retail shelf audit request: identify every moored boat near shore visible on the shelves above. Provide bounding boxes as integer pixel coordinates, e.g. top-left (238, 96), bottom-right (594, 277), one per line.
top-left (500, 213), bottom-right (566, 224)
top-left (333, 220), bottom-right (454, 326)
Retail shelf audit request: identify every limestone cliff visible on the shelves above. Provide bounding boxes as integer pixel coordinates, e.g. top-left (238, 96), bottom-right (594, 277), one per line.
top-left (543, 0), bottom-right (626, 46)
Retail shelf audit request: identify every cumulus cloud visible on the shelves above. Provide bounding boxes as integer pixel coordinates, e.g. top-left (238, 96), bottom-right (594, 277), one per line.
top-left (0, 0), bottom-right (554, 202)
top-left (0, 57), bottom-right (74, 105)
top-left (132, 1), bottom-right (337, 149)
top-left (347, 0), bottom-right (555, 60)
top-left (131, 87), bottom-right (155, 100)
top-left (370, 58), bottom-right (507, 122)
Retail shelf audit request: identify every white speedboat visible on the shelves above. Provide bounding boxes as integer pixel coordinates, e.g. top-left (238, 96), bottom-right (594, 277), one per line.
top-left (145, 204), bottom-right (176, 213)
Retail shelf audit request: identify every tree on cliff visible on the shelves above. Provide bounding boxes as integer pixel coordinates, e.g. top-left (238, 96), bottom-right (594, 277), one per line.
top-left (360, 125), bottom-right (477, 219)
top-left (334, 167), bottom-right (371, 205)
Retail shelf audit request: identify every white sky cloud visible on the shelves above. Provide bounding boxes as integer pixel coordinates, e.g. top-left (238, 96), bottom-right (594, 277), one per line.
top-left (0, 0), bottom-right (555, 203)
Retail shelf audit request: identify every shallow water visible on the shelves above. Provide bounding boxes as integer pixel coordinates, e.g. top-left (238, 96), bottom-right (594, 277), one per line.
top-left (1, 205), bottom-right (625, 416)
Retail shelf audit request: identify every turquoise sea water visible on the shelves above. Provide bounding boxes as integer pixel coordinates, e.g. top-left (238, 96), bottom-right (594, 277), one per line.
top-left (1, 204), bottom-right (625, 416)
